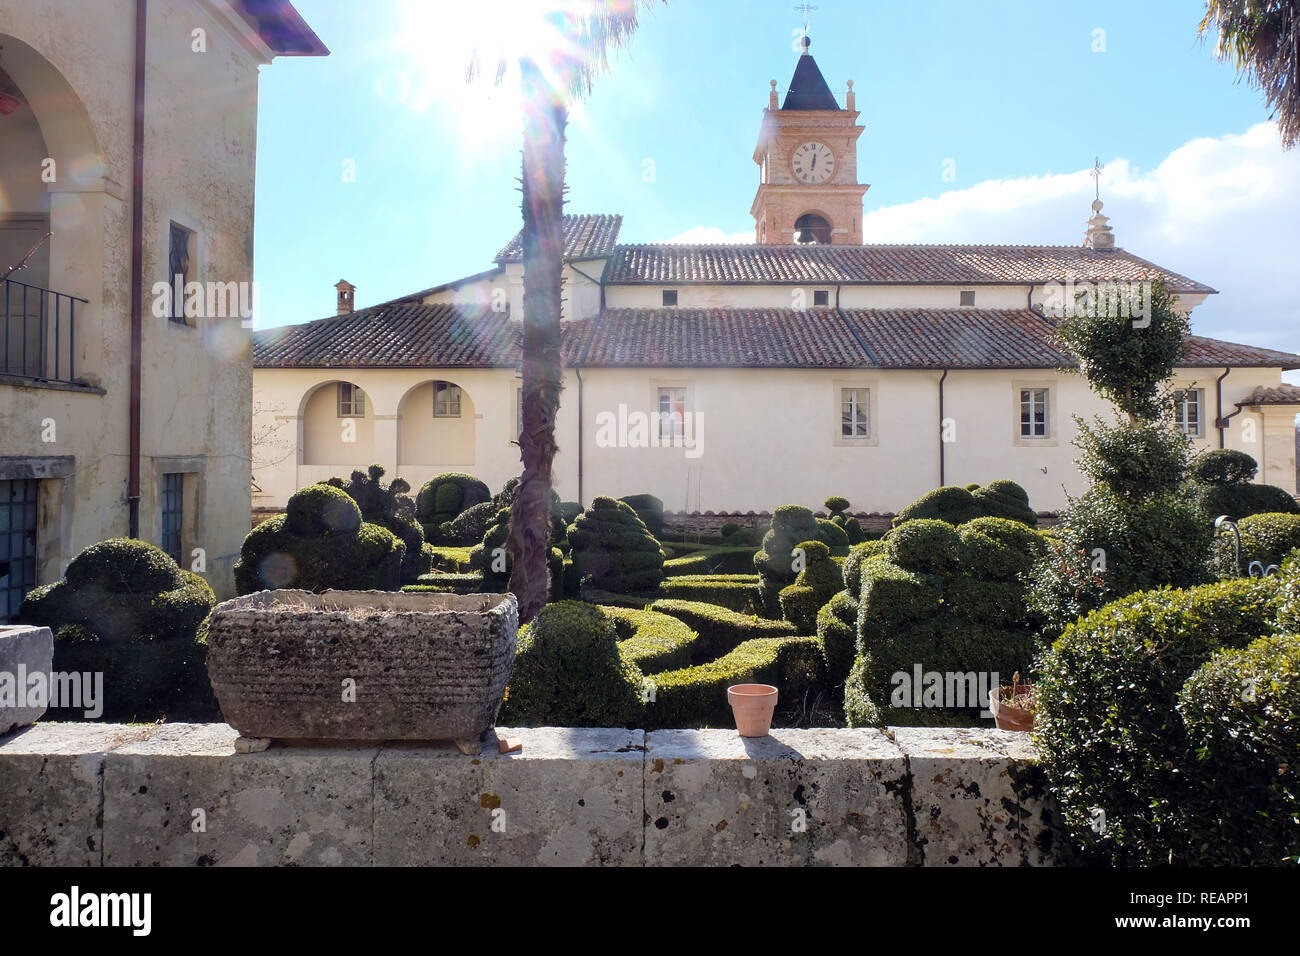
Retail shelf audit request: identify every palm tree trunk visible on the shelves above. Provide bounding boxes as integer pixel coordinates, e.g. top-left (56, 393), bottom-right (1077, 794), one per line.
top-left (506, 57), bottom-right (567, 624)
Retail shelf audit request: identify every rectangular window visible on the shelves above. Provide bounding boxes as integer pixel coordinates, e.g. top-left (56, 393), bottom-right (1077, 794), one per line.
top-left (813, 290), bottom-right (830, 306)
top-left (657, 386), bottom-right (687, 441)
top-left (840, 388), bottom-right (870, 439)
top-left (168, 222), bottom-right (194, 324)
top-left (1020, 388), bottom-right (1050, 438)
top-left (434, 381), bottom-right (462, 418)
top-left (1173, 388), bottom-right (1203, 438)
top-left (0, 478), bottom-right (39, 624)
top-left (960, 290), bottom-right (976, 306)
top-left (337, 383), bottom-right (365, 417)
top-left (662, 290), bottom-right (678, 307)
top-left (161, 473), bottom-right (183, 565)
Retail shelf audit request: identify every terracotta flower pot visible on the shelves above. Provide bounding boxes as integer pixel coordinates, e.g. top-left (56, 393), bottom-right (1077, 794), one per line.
top-left (728, 683), bottom-right (778, 737)
top-left (989, 683), bottom-right (1034, 732)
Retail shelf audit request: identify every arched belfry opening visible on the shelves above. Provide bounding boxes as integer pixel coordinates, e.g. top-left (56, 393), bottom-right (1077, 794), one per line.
top-left (794, 213), bottom-right (832, 245)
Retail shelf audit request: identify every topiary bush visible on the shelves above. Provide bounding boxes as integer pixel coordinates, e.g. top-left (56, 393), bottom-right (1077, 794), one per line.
top-left (619, 493), bottom-right (665, 538)
top-left (440, 499), bottom-right (497, 546)
top-left (662, 547), bottom-right (758, 576)
top-left (18, 538), bottom-right (217, 721)
top-left (886, 519), bottom-right (964, 574)
top-left (1034, 577), bottom-right (1283, 865)
top-left (658, 575), bottom-right (757, 613)
top-left (893, 486), bottom-right (982, 527)
top-left (971, 480), bottom-right (1037, 526)
top-left (234, 484), bottom-right (405, 594)
top-left (1186, 450), bottom-right (1299, 522)
top-left (1176, 633), bottom-right (1300, 865)
top-left (648, 598), bottom-right (797, 660)
top-left (779, 540), bottom-right (843, 634)
top-left (1190, 448), bottom-right (1259, 485)
top-left (1211, 512), bottom-right (1300, 577)
top-left (498, 601), bottom-right (643, 727)
top-left (754, 505), bottom-right (821, 617)
top-left (814, 517), bottom-right (849, 549)
top-left (604, 606), bottom-right (698, 674)
top-left (568, 496), bottom-right (665, 594)
top-left (325, 465), bottom-right (429, 583)
top-left (415, 472), bottom-right (491, 542)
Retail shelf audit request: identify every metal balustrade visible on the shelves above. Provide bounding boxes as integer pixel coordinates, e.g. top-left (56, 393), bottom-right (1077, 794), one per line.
top-left (1, 277), bottom-right (88, 384)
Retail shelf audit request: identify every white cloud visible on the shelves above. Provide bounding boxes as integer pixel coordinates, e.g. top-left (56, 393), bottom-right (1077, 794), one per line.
top-left (862, 122), bottom-right (1300, 384)
top-left (660, 225), bottom-right (755, 244)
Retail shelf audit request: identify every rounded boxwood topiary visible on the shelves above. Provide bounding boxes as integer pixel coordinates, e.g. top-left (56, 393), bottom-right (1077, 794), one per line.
top-left (754, 505), bottom-right (821, 617)
top-left (720, 522), bottom-right (742, 539)
top-left (416, 473), bottom-right (492, 542)
top-left (971, 479), bottom-right (1037, 526)
top-left (893, 485), bottom-right (983, 527)
top-left (325, 465), bottom-right (429, 583)
top-left (619, 493), bottom-right (665, 538)
top-left (1189, 448), bottom-right (1259, 485)
top-left (568, 497), bottom-right (665, 594)
top-left (1176, 632), bottom-right (1300, 865)
top-left (841, 539), bottom-right (888, 596)
top-left (779, 539), bottom-right (843, 634)
top-left (234, 484), bottom-right (405, 594)
top-left (498, 601), bottom-right (643, 726)
top-left (815, 517), bottom-right (849, 549)
top-left (19, 538), bottom-right (217, 721)
top-left (824, 495), bottom-right (850, 516)
top-left (958, 516), bottom-right (1045, 582)
top-left (1035, 577), bottom-right (1282, 865)
top-left (886, 519), bottom-right (964, 574)
top-left (440, 499), bottom-right (497, 546)
top-left (816, 589), bottom-right (859, 690)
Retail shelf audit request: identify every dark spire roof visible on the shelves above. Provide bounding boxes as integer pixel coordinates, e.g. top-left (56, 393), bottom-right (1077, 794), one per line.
top-left (781, 37), bottom-right (840, 111)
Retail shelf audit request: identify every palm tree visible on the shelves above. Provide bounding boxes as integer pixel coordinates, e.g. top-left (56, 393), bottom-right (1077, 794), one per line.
top-left (468, 1), bottom-right (658, 623)
top-left (1199, 0), bottom-right (1300, 149)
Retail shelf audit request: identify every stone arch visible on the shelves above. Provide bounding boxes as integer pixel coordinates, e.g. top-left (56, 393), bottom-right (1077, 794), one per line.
top-left (397, 378), bottom-right (478, 467)
top-left (794, 212), bottom-right (833, 245)
top-left (300, 379), bottom-right (376, 466)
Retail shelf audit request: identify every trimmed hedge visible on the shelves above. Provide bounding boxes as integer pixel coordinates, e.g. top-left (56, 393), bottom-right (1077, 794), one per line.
top-left (816, 589), bottom-right (858, 689)
top-left (754, 505), bottom-right (821, 617)
top-left (649, 598), bottom-right (797, 660)
top-left (569, 496), bottom-right (665, 593)
top-left (402, 572), bottom-right (484, 594)
top-left (1187, 451), bottom-right (1298, 521)
top-left (619, 493), bottom-right (665, 538)
top-left (498, 602), bottom-right (643, 727)
top-left (1212, 512), bottom-right (1300, 577)
top-left (604, 606), bottom-right (698, 674)
top-left (324, 465), bottom-right (429, 583)
top-left (642, 636), bottom-right (823, 729)
top-left (1176, 633), bottom-right (1300, 865)
top-left (440, 499), bottom-right (497, 547)
top-left (658, 575), bottom-right (757, 613)
top-left (235, 484), bottom-right (405, 594)
top-left (972, 479), bottom-right (1037, 526)
top-left (1035, 577), bottom-right (1283, 865)
top-left (663, 547), bottom-right (759, 576)
top-left (19, 539), bottom-right (217, 721)
top-left (894, 480), bottom-right (1037, 527)
top-left (779, 540), bottom-right (843, 634)
top-left (416, 472), bottom-right (491, 542)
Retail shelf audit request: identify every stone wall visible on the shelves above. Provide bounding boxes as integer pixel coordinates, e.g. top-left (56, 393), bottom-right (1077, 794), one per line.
top-left (0, 723), bottom-right (1071, 866)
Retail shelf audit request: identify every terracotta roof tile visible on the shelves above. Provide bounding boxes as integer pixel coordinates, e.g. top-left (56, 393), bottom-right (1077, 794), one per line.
top-left (495, 214), bottom-right (623, 263)
top-left (1235, 383), bottom-right (1300, 406)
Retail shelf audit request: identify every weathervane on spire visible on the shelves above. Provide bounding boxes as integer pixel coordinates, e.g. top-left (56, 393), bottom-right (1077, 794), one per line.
top-left (1090, 156), bottom-right (1104, 202)
top-left (795, 3), bottom-right (816, 37)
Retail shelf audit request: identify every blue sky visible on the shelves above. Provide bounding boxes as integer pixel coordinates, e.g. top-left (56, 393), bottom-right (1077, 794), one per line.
top-left (254, 0), bottom-right (1299, 383)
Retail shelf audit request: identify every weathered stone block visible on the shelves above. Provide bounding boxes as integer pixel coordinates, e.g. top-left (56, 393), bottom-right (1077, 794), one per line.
top-left (0, 624), bottom-right (54, 733)
top-left (103, 723), bottom-right (374, 866)
top-left (0, 722), bottom-right (152, 866)
top-left (892, 726), bottom-right (1064, 866)
top-left (644, 728), bottom-right (910, 866)
top-left (374, 727), bottom-right (643, 866)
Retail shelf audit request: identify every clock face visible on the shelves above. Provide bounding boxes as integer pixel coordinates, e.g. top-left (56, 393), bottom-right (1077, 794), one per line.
top-left (792, 142), bottom-right (835, 184)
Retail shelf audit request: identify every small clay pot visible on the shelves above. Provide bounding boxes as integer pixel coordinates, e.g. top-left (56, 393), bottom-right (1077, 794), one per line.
top-left (728, 683), bottom-right (778, 737)
top-left (990, 683), bottom-right (1034, 732)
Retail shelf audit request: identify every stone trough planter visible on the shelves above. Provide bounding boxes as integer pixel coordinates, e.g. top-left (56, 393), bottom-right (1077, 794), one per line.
top-left (0, 624), bottom-right (54, 735)
top-left (205, 590), bottom-right (518, 754)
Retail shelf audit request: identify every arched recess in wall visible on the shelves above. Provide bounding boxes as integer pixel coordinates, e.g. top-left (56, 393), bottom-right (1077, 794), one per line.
top-left (397, 379), bottom-right (477, 467)
top-left (794, 212), bottom-right (832, 245)
top-left (299, 379), bottom-right (377, 466)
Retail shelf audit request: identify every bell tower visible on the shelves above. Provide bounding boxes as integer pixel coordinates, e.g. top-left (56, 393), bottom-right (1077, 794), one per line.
top-left (751, 36), bottom-right (868, 245)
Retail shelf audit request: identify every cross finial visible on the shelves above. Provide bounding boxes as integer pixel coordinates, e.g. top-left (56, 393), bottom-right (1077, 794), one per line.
top-left (1090, 156), bottom-right (1104, 202)
top-left (795, 3), bottom-right (816, 37)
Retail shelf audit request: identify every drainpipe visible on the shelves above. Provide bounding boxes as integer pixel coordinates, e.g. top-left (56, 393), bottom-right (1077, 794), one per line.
top-left (1215, 367), bottom-right (1232, 449)
top-left (938, 369), bottom-right (949, 486)
top-left (574, 366), bottom-right (584, 506)
top-left (127, 0), bottom-right (147, 538)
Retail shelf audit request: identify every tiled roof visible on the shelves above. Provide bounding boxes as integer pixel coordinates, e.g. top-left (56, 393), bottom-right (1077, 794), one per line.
top-left (252, 302), bottom-right (519, 368)
top-left (495, 214), bottom-right (623, 263)
top-left (254, 305), bottom-right (1300, 372)
top-left (606, 243), bottom-right (1216, 293)
top-left (1235, 383), bottom-right (1300, 406)
top-left (374, 267), bottom-right (505, 308)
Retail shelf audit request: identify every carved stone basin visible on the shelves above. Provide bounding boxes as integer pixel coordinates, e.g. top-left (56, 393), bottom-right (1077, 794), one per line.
top-left (205, 590), bottom-right (518, 754)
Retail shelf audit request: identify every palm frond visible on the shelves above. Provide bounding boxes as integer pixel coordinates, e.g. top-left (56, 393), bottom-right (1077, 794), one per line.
top-left (1199, 0), bottom-right (1300, 148)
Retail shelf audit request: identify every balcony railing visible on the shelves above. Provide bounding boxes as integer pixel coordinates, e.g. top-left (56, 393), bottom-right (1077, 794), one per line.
top-left (1, 277), bottom-right (88, 385)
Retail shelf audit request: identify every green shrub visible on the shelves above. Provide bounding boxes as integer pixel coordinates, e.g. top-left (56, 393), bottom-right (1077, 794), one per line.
top-left (498, 602), bottom-right (643, 726)
top-left (658, 575), bottom-right (757, 613)
top-left (1177, 633), bottom-right (1300, 865)
top-left (779, 540), bottom-right (843, 634)
top-left (425, 545), bottom-right (473, 572)
top-left (971, 479), bottom-right (1037, 526)
top-left (643, 636), bottom-right (823, 729)
top-left (604, 606), bottom-right (698, 674)
top-left (440, 499), bottom-right (497, 546)
top-left (816, 589), bottom-right (858, 688)
top-left (841, 540), bottom-right (888, 595)
top-left (887, 519), bottom-right (964, 574)
top-left (619, 493), bottom-right (665, 538)
top-left (754, 505), bottom-right (821, 616)
top-left (19, 539), bottom-right (217, 721)
top-left (648, 599), bottom-right (796, 660)
top-left (235, 485), bottom-right (405, 594)
top-left (1072, 418), bottom-right (1192, 501)
top-left (721, 525), bottom-right (762, 547)
top-left (1189, 448), bottom-right (1259, 485)
top-left (893, 486), bottom-right (982, 527)
top-left (958, 516), bottom-right (1046, 582)
top-left (325, 465), bottom-right (429, 583)
top-left (569, 497), bottom-right (665, 594)
top-left (841, 516), bottom-right (866, 545)
top-left (1212, 512), bottom-right (1300, 577)
top-left (720, 522), bottom-right (742, 538)
top-left (416, 473), bottom-right (491, 541)
top-left (405, 572), bottom-right (484, 593)
top-left (1192, 482), bottom-right (1299, 524)
top-left (815, 517), bottom-right (849, 549)
top-left (824, 495), bottom-right (850, 516)
top-left (560, 501), bottom-right (583, 525)
top-left (662, 547), bottom-right (758, 576)
top-left (1035, 577), bottom-right (1282, 865)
